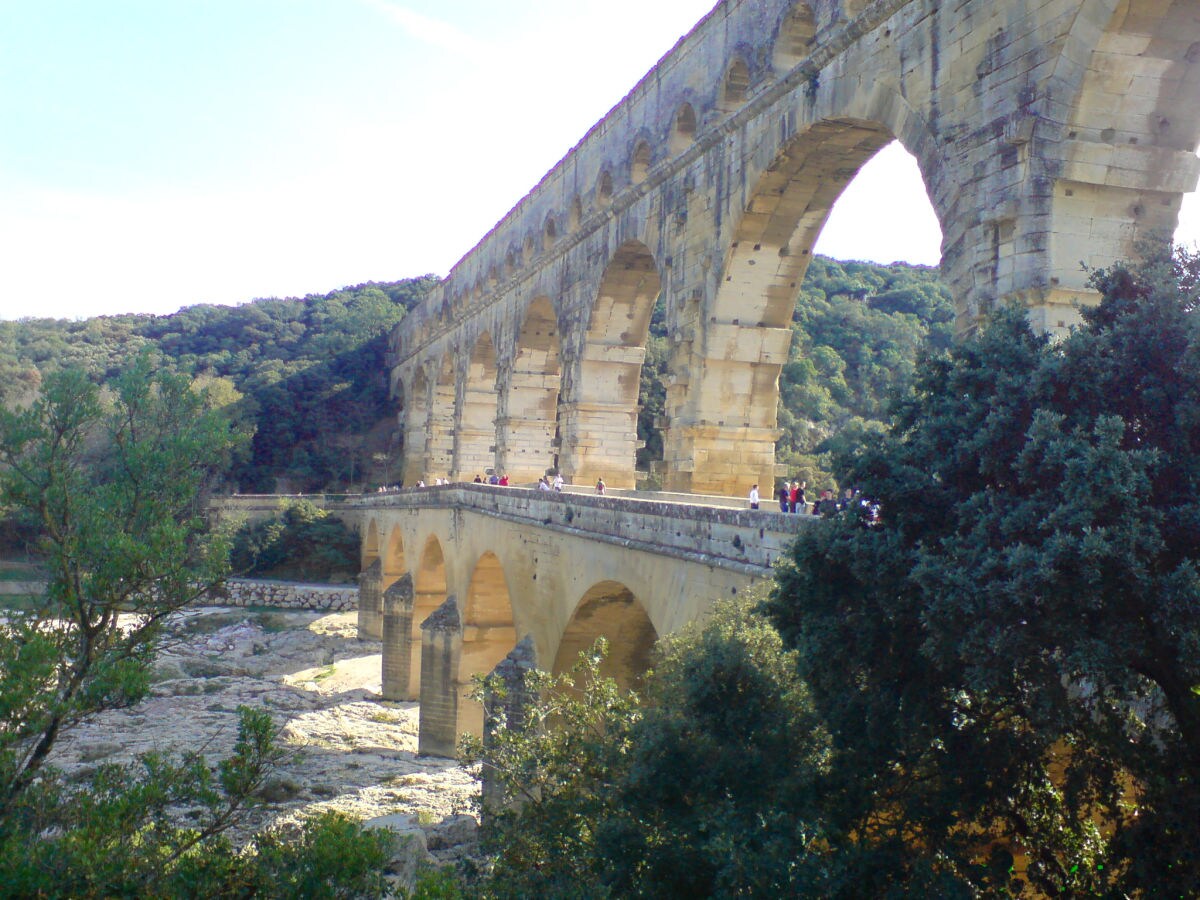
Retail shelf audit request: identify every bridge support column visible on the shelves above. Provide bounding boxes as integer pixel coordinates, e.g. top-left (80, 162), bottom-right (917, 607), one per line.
top-left (428, 387), bottom-right (455, 482)
top-left (558, 400), bottom-right (638, 489)
top-left (418, 596), bottom-right (462, 758)
top-left (452, 427), bottom-right (495, 482)
top-left (496, 408), bottom-right (558, 484)
top-left (381, 573), bottom-right (415, 701)
top-left (409, 587), bottom-right (447, 697)
top-left (482, 636), bottom-right (537, 824)
top-left (495, 417), bottom-right (556, 484)
top-left (662, 423), bottom-right (782, 497)
top-left (357, 559), bottom-right (383, 641)
top-left (662, 322), bottom-right (789, 495)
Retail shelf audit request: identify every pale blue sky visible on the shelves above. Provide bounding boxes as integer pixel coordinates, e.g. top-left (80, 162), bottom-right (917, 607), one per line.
top-left (1, 1), bottom-right (1197, 320)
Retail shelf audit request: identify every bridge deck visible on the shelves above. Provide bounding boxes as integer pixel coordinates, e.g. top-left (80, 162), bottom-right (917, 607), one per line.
top-left (348, 483), bottom-right (812, 576)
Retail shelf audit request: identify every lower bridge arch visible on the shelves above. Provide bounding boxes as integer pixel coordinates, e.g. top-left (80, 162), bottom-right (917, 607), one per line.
top-left (457, 551), bottom-right (519, 738)
top-left (409, 534), bottom-right (449, 698)
top-left (552, 580), bottom-right (658, 692)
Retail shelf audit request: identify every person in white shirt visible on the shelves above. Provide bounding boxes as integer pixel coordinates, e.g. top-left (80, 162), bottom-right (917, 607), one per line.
top-left (749, 484), bottom-right (760, 510)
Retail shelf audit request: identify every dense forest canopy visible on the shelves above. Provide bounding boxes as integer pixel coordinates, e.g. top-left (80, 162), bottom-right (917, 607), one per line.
top-left (0, 277), bottom-right (438, 493)
top-left (1, 257), bottom-right (950, 494)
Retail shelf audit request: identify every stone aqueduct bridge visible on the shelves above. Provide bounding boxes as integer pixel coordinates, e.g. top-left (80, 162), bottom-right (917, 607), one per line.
top-left (215, 488), bottom-right (808, 756)
top-left (388, 0), bottom-right (1200, 498)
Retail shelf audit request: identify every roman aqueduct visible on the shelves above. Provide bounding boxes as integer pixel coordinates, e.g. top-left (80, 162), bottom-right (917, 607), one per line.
top-left (351, 0), bottom-right (1200, 752)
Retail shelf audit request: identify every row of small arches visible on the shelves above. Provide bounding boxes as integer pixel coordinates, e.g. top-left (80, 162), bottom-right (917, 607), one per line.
top-left (437, 0), bottom-right (868, 317)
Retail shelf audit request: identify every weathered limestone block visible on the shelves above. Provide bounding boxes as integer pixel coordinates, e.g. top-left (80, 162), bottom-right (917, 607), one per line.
top-left (418, 596), bottom-right (462, 759)
top-left (481, 635), bottom-right (538, 825)
top-left (382, 573), bottom-right (416, 702)
top-left (357, 558), bottom-right (383, 640)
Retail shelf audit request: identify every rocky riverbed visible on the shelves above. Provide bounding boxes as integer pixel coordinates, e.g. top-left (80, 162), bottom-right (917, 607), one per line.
top-left (49, 607), bottom-right (481, 887)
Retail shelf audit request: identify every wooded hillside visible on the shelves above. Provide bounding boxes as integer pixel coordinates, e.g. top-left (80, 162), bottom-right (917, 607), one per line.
top-left (1, 257), bottom-right (950, 493)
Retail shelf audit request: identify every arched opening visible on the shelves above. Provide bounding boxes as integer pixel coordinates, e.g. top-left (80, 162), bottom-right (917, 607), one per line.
top-left (568, 196), bottom-right (583, 233)
top-left (488, 265), bottom-right (499, 287)
top-left (553, 581), bottom-right (657, 692)
top-left (458, 551), bottom-right (518, 738)
top-left (773, 2), bottom-right (816, 72)
top-left (664, 120), bottom-right (946, 497)
top-left (559, 240), bottom-right (661, 489)
top-left (720, 58), bottom-right (751, 112)
top-left (428, 355), bottom-right (455, 480)
top-left (813, 141), bottom-right (943, 268)
top-left (383, 527), bottom-right (406, 589)
top-left (472, 280), bottom-right (483, 302)
top-left (670, 103), bottom-right (697, 155)
top-left (543, 216), bottom-right (558, 250)
top-left (362, 519), bottom-right (380, 570)
top-left (401, 367), bottom-right (431, 486)
top-left (409, 534), bottom-right (449, 696)
top-left (456, 332), bottom-right (498, 480)
top-left (500, 296), bottom-right (561, 483)
top-left (631, 141), bottom-right (652, 185)
top-left (522, 234), bottom-right (535, 264)
top-left (597, 170), bottom-right (614, 208)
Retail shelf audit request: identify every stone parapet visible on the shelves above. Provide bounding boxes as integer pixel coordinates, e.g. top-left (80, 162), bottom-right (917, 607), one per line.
top-left (348, 482), bottom-right (812, 576)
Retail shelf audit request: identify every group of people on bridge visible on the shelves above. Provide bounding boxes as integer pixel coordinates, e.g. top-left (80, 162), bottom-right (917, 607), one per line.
top-left (748, 480), bottom-right (880, 523)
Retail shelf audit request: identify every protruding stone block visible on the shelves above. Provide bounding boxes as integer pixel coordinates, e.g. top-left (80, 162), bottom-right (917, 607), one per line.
top-left (482, 635), bottom-right (538, 824)
top-left (381, 572), bottom-right (415, 701)
top-left (418, 596), bottom-right (462, 758)
top-left (357, 558), bottom-right (383, 640)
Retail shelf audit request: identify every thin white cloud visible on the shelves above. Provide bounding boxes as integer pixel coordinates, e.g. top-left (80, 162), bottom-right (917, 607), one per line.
top-left (357, 0), bottom-right (487, 56)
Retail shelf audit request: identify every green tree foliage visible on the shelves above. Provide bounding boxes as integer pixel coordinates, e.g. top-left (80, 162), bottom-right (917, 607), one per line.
top-left (230, 499), bottom-right (360, 583)
top-left (477, 249), bottom-right (1200, 898)
top-left (764, 246), bottom-right (1200, 896)
top-left (0, 276), bottom-right (438, 493)
top-left (0, 360), bottom-right (392, 897)
top-left (468, 640), bottom-right (641, 898)
top-left (470, 600), bottom-right (832, 898)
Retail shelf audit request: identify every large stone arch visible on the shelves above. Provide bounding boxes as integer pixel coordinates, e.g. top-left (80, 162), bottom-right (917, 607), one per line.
top-left (772, 1), bottom-right (816, 73)
top-left (429, 355), bottom-right (455, 481)
top-left (1030, 0), bottom-right (1200, 333)
top-left (498, 296), bottom-right (561, 483)
top-left (552, 580), bottom-right (658, 692)
top-left (458, 551), bottom-right (519, 738)
top-left (664, 99), bottom-right (948, 495)
top-left (559, 240), bottom-right (662, 489)
top-left (401, 367), bottom-right (431, 487)
top-left (455, 332), bottom-right (498, 480)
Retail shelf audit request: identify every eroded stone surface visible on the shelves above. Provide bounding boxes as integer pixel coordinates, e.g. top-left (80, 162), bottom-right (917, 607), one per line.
top-left (50, 608), bottom-right (479, 861)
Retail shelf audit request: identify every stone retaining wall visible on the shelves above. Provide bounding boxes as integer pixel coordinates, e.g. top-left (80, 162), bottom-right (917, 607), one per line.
top-left (206, 578), bottom-right (359, 613)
